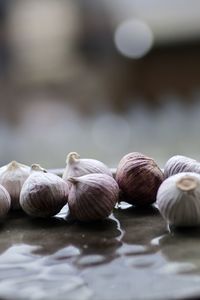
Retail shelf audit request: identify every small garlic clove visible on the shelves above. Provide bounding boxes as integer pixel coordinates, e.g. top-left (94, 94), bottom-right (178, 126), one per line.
top-left (157, 172), bottom-right (200, 227)
top-left (68, 173), bottom-right (119, 222)
top-left (116, 152), bottom-right (164, 206)
top-left (0, 184), bottom-right (11, 218)
top-left (62, 152), bottom-right (113, 181)
top-left (20, 165), bottom-right (69, 218)
top-left (0, 161), bottom-right (30, 210)
top-left (164, 155), bottom-right (200, 178)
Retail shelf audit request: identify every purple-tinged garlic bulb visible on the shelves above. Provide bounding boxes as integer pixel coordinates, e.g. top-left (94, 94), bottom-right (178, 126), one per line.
top-left (62, 152), bottom-right (113, 182)
top-left (157, 172), bottom-right (200, 227)
top-left (68, 173), bottom-right (119, 221)
top-left (116, 152), bottom-right (164, 206)
top-left (0, 184), bottom-right (11, 218)
top-left (0, 161), bottom-right (30, 210)
top-left (164, 155), bottom-right (200, 178)
top-left (20, 164), bottom-right (69, 218)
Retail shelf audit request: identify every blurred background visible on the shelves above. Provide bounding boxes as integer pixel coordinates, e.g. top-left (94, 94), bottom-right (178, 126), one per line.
top-left (1, 0), bottom-right (200, 168)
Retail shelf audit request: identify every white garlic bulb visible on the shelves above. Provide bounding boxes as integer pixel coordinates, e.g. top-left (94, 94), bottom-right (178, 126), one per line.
top-left (157, 172), bottom-right (200, 227)
top-left (62, 152), bottom-right (113, 181)
top-left (164, 155), bottom-right (200, 178)
top-left (68, 173), bottom-right (119, 222)
top-left (20, 165), bottom-right (69, 218)
top-left (0, 161), bottom-right (30, 210)
top-left (0, 184), bottom-right (11, 218)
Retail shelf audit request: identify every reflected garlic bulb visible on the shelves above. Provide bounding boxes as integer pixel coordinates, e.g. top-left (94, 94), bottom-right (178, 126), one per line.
top-left (0, 161), bottom-right (30, 210)
top-left (157, 172), bottom-right (200, 227)
top-left (0, 184), bottom-right (11, 218)
top-left (62, 152), bottom-right (112, 181)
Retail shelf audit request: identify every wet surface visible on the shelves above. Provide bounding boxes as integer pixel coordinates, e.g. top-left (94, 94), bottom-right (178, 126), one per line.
top-left (1, 203), bottom-right (200, 299)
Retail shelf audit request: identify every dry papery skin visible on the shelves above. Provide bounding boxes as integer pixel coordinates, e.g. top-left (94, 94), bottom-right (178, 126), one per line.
top-left (0, 184), bottom-right (11, 218)
top-left (157, 172), bottom-right (200, 227)
top-left (0, 161), bottom-right (30, 210)
top-left (164, 155), bottom-right (200, 178)
top-left (116, 152), bottom-right (164, 206)
top-left (68, 173), bottom-right (119, 222)
top-left (62, 152), bottom-right (113, 181)
top-left (20, 171), bottom-right (69, 218)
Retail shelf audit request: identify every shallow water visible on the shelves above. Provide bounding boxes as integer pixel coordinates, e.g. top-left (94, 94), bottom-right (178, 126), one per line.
top-left (1, 203), bottom-right (200, 300)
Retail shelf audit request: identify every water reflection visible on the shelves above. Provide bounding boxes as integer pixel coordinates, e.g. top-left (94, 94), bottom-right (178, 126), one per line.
top-left (154, 227), bottom-right (200, 274)
top-left (0, 209), bottom-right (122, 261)
top-left (114, 204), bottom-right (167, 247)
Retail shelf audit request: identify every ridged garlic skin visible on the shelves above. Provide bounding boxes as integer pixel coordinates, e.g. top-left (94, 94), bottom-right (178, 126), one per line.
top-left (164, 155), bottom-right (200, 178)
top-left (20, 172), bottom-right (69, 218)
top-left (0, 184), bottom-right (11, 218)
top-left (62, 152), bottom-right (113, 181)
top-left (157, 172), bottom-right (200, 227)
top-left (68, 173), bottom-right (119, 221)
top-left (0, 161), bottom-right (30, 210)
top-left (116, 152), bottom-right (164, 206)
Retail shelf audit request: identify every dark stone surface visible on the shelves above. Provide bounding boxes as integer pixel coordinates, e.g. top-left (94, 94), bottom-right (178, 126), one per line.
top-left (0, 203), bottom-right (200, 299)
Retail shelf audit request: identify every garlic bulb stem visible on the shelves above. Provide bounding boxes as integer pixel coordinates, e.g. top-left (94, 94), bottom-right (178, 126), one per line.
top-left (67, 152), bottom-right (80, 164)
top-left (7, 161), bottom-right (19, 171)
top-left (63, 152), bottom-right (113, 180)
top-left (31, 164), bottom-right (47, 173)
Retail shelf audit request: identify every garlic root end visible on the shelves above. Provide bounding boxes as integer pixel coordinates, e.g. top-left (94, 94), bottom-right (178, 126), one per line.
top-left (176, 176), bottom-right (198, 192)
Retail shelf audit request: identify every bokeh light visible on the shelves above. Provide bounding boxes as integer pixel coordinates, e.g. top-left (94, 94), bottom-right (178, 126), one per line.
top-left (114, 19), bottom-right (154, 59)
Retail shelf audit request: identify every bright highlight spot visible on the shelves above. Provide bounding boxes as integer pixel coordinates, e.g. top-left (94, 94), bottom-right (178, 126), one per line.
top-left (114, 19), bottom-right (154, 59)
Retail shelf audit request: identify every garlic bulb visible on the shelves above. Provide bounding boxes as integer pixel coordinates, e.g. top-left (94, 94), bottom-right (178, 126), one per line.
top-left (157, 172), bottom-right (200, 227)
top-left (68, 173), bottom-right (119, 221)
top-left (116, 152), bottom-right (164, 206)
top-left (62, 152), bottom-right (113, 181)
top-left (20, 165), bottom-right (69, 218)
top-left (0, 184), bottom-right (11, 218)
top-left (0, 161), bottom-right (30, 210)
top-left (164, 155), bottom-right (200, 178)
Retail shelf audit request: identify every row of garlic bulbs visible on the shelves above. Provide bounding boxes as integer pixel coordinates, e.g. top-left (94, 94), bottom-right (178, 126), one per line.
top-left (0, 152), bottom-right (200, 225)
top-left (0, 151), bottom-right (161, 221)
top-left (66, 153), bottom-right (200, 226)
top-left (117, 153), bottom-right (200, 228)
top-left (0, 153), bottom-right (119, 221)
